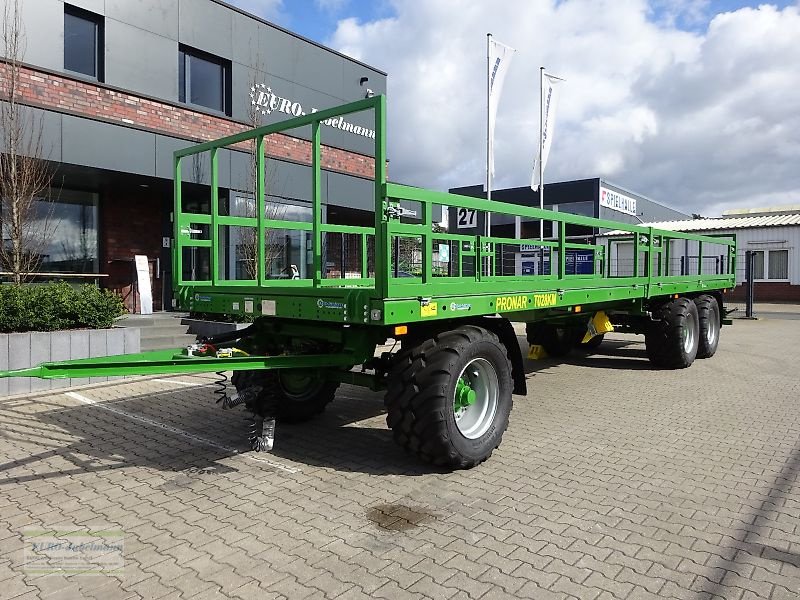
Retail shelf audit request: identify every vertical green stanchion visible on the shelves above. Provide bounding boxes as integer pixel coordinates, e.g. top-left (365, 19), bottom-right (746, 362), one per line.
top-left (475, 236), bottom-right (483, 282)
top-left (361, 234), bottom-right (368, 279)
top-left (256, 135), bottom-right (266, 286)
top-left (664, 235), bottom-right (671, 277)
top-left (210, 148), bottom-right (219, 285)
top-left (697, 240), bottom-right (703, 275)
top-left (558, 221), bottom-right (566, 279)
top-left (374, 95), bottom-right (388, 299)
top-left (606, 238), bottom-right (612, 277)
top-left (174, 155), bottom-right (182, 288)
top-left (646, 227), bottom-right (654, 294)
top-left (312, 122), bottom-right (322, 284)
top-left (423, 201), bottom-right (432, 282)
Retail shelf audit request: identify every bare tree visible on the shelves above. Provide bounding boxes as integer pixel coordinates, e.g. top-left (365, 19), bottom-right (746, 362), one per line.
top-left (238, 64), bottom-right (286, 281)
top-left (0, 0), bottom-right (55, 284)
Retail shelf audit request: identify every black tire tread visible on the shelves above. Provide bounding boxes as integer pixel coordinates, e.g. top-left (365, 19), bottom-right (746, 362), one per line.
top-left (695, 295), bottom-right (720, 359)
top-left (384, 325), bottom-right (513, 469)
top-left (232, 370), bottom-right (339, 423)
top-left (645, 298), bottom-right (699, 369)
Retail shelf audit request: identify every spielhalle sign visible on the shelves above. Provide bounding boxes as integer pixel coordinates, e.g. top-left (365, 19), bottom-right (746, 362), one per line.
top-left (599, 186), bottom-right (637, 217)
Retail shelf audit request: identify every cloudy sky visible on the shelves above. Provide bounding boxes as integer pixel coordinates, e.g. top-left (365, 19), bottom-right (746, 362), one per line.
top-left (229, 0), bottom-right (800, 217)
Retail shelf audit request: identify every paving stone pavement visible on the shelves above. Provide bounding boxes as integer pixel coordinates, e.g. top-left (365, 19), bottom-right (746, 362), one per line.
top-left (1, 317), bottom-right (800, 599)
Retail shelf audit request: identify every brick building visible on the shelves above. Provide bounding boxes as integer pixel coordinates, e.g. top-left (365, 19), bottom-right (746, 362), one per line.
top-left (1, 0), bottom-right (386, 311)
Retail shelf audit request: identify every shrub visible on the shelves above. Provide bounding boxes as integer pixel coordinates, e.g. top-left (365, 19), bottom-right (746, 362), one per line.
top-left (0, 282), bottom-right (126, 333)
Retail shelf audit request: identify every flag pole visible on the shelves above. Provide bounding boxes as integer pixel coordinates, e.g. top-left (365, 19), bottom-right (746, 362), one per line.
top-left (486, 33), bottom-right (492, 241)
top-left (539, 66), bottom-right (544, 241)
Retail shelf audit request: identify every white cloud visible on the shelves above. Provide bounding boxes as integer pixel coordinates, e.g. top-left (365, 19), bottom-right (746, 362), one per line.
top-left (330, 0), bottom-right (800, 216)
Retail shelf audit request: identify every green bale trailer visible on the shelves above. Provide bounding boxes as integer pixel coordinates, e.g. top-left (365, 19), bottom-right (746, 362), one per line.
top-left (2, 96), bottom-right (736, 468)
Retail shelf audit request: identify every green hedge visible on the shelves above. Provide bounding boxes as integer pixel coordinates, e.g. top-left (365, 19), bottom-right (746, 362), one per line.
top-left (0, 282), bottom-right (126, 333)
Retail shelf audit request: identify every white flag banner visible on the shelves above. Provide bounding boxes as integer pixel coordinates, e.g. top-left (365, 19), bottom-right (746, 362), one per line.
top-left (531, 72), bottom-right (563, 191)
top-left (488, 38), bottom-right (515, 177)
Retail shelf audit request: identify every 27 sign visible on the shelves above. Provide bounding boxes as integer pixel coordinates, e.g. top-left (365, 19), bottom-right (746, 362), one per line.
top-left (456, 208), bottom-right (477, 229)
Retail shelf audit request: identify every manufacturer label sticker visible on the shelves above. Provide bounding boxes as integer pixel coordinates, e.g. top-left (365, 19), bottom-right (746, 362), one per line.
top-left (317, 299), bottom-right (345, 310)
top-left (261, 300), bottom-right (276, 315)
top-left (421, 302), bottom-right (438, 317)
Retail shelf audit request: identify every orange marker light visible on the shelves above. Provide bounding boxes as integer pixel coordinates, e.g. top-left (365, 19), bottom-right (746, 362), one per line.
top-left (394, 325), bottom-right (408, 336)
top-left (574, 306), bottom-right (582, 313)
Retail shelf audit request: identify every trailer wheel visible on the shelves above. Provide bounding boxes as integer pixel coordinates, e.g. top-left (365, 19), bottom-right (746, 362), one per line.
top-left (694, 295), bottom-right (720, 359)
top-left (645, 298), bottom-right (700, 369)
top-left (526, 323), bottom-right (574, 357)
top-left (231, 369), bottom-right (339, 423)
top-left (384, 326), bottom-right (513, 469)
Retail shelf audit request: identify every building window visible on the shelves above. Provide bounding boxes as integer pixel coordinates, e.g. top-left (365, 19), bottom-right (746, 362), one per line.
top-left (752, 249), bottom-right (789, 281)
top-left (179, 46), bottom-right (231, 115)
top-left (64, 5), bottom-right (104, 81)
top-left (1, 189), bottom-right (99, 275)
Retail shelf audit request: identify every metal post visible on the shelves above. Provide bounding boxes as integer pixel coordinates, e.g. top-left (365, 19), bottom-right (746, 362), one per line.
top-left (745, 250), bottom-right (755, 318)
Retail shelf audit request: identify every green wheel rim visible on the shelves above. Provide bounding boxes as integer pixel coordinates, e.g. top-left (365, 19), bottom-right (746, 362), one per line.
top-left (453, 358), bottom-right (499, 439)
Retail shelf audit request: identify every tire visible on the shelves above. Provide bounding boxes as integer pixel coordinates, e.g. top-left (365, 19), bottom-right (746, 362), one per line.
top-left (694, 295), bottom-right (720, 359)
top-left (384, 325), bottom-right (513, 469)
top-left (526, 323), bottom-right (574, 357)
top-left (645, 298), bottom-right (700, 369)
top-left (231, 369), bottom-right (339, 423)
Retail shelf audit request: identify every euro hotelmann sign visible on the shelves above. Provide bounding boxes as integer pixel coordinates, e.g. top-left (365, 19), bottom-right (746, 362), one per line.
top-left (599, 186), bottom-right (637, 217)
top-left (250, 83), bottom-right (376, 140)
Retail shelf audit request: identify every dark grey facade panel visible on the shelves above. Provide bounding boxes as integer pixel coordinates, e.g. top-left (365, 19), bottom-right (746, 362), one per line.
top-left (62, 115), bottom-right (155, 176)
top-left (65, 0), bottom-right (105, 16)
top-left (228, 147), bottom-right (251, 192)
top-left (155, 134), bottom-right (188, 180)
top-left (0, 103), bottom-right (63, 162)
top-left (40, 108), bottom-right (64, 163)
top-left (342, 60), bottom-right (387, 98)
top-left (105, 19), bottom-right (178, 100)
top-left (216, 148), bottom-right (233, 189)
top-left (268, 159), bottom-right (312, 206)
top-left (230, 11), bottom-right (267, 68)
top-left (178, 0), bottom-right (234, 60)
top-left (292, 41), bottom-right (345, 96)
top-left (325, 170), bottom-right (373, 212)
top-left (230, 62), bottom-right (267, 123)
top-left (256, 23), bottom-right (301, 82)
top-left (20, 0), bottom-right (63, 71)
top-left (176, 145), bottom-right (232, 189)
top-left (105, 0), bottom-right (179, 40)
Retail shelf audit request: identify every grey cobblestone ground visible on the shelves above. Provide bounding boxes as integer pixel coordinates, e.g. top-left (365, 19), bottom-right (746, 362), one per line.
top-left (1, 316), bottom-right (799, 599)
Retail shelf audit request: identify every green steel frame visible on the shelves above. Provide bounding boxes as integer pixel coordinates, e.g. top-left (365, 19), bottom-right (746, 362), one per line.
top-left (1, 95), bottom-right (736, 381)
top-left (172, 95), bottom-right (735, 326)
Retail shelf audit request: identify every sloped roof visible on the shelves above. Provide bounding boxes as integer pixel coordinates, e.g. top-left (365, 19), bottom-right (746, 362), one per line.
top-left (606, 214), bottom-right (800, 235)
